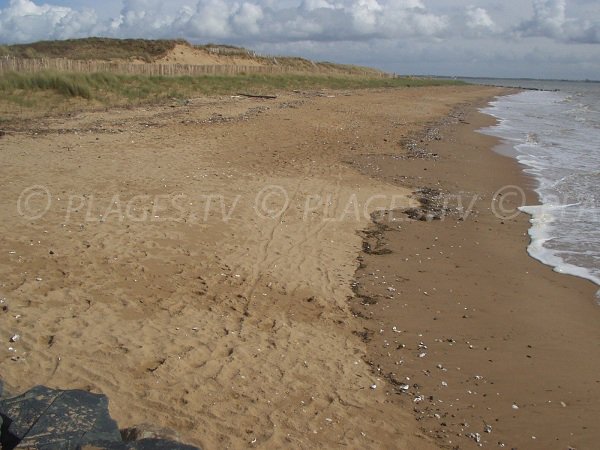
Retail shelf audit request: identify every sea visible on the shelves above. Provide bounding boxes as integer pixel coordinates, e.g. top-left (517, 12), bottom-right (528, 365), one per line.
top-left (463, 78), bottom-right (600, 298)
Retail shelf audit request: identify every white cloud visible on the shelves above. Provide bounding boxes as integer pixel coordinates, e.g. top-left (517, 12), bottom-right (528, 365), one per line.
top-left (466, 6), bottom-right (496, 31)
top-left (0, 0), bottom-right (98, 42)
top-left (0, 0), bottom-right (452, 43)
top-left (232, 3), bottom-right (264, 35)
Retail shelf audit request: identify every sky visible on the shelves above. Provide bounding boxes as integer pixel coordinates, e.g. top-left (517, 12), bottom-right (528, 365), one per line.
top-left (0, 0), bottom-right (599, 79)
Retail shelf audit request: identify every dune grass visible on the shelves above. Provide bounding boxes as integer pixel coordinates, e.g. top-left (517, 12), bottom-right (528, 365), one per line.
top-left (3, 38), bottom-right (184, 62)
top-left (2, 38), bottom-right (390, 76)
top-left (0, 70), bottom-right (465, 119)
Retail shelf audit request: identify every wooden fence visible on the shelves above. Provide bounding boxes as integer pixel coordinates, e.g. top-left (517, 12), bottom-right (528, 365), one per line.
top-left (0, 57), bottom-right (391, 78)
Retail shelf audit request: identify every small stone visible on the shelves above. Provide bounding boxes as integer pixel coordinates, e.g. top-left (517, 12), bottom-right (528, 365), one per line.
top-left (468, 432), bottom-right (482, 443)
top-left (370, 384), bottom-right (377, 390)
top-left (9, 334), bottom-right (20, 343)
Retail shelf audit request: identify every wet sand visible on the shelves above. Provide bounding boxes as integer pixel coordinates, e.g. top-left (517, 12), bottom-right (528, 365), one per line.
top-left (1, 85), bottom-right (598, 449)
top-left (349, 101), bottom-right (600, 449)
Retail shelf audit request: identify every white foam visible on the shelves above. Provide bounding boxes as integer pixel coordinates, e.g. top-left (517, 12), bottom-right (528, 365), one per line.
top-left (520, 205), bottom-right (600, 296)
top-left (480, 87), bottom-right (600, 297)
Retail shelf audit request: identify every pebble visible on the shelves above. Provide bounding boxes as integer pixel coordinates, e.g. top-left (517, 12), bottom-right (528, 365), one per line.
top-left (468, 432), bottom-right (482, 443)
top-left (10, 334), bottom-right (20, 343)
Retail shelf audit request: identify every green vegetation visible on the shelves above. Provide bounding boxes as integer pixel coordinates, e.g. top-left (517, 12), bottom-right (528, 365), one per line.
top-left (0, 70), bottom-right (464, 120)
top-left (3, 38), bottom-right (185, 62)
top-left (0, 70), bottom-right (464, 102)
top-left (0, 71), bottom-right (93, 99)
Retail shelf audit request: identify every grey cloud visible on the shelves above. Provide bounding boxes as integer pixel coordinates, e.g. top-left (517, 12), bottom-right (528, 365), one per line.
top-left (0, 0), bottom-right (599, 79)
top-left (0, 0), bottom-right (451, 44)
top-left (515, 0), bottom-right (600, 43)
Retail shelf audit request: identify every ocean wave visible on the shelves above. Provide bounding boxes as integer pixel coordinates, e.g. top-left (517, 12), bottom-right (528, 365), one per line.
top-left (480, 87), bottom-right (600, 291)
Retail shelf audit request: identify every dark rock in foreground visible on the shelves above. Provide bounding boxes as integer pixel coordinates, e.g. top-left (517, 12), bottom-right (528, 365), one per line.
top-left (0, 386), bottom-right (198, 450)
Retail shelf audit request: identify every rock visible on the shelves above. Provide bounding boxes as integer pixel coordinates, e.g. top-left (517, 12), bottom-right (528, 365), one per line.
top-left (121, 424), bottom-right (181, 443)
top-left (467, 432), bottom-right (482, 443)
top-left (0, 386), bottom-right (200, 450)
top-left (0, 385), bottom-right (121, 449)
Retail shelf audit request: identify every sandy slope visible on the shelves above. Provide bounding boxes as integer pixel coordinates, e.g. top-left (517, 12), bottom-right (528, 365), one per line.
top-left (156, 44), bottom-right (263, 66)
top-left (0, 86), bottom-right (500, 449)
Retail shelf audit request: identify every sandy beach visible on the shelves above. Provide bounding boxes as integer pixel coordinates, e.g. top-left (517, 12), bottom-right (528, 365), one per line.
top-left (350, 99), bottom-right (600, 449)
top-left (1, 85), bottom-right (599, 449)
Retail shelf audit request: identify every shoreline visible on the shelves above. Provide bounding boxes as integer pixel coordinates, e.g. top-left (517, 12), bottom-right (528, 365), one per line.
top-left (350, 98), bottom-right (600, 448)
top-left (480, 93), bottom-right (600, 293)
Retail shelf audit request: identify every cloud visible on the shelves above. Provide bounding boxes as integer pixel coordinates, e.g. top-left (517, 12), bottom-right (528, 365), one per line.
top-left (0, 0), bottom-right (99, 42)
top-left (516, 0), bottom-right (600, 43)
top-left (0, 0), bottom-right (599, 79)
top-left (466, 7), bottom-right (496, 32)
top-left (0, 0), bottom-right (451, 43)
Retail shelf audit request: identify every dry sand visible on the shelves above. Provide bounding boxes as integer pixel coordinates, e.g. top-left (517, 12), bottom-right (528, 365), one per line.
top-left (0, 85), bottom-right (598, 449)
top-left (156, 44), bottom-right (263, 66)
